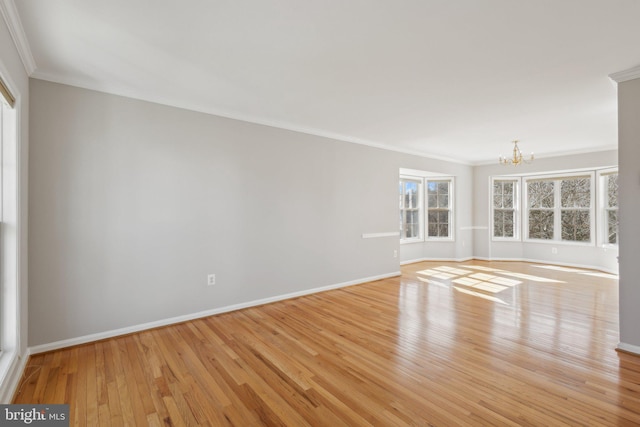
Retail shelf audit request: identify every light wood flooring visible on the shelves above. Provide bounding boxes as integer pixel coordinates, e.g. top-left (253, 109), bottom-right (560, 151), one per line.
top-left (13, 260), bottom-right (640, 426)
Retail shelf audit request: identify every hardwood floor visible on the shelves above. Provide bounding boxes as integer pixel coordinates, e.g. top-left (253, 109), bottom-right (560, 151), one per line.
top-left (13, 260), bottom-right (640, 426)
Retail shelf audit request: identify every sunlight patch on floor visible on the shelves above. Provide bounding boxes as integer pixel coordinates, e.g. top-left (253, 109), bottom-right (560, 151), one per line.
top-left (499, 271), bottom-right (565, 283)
top-left (454, 286), bottom-right (507, 304)
top-left (531, 264), bottom-right (618, 280)
top-left (412, 263), bottom-right (571, 302)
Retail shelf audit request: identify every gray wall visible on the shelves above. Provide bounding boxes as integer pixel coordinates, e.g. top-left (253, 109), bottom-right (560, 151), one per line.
top-left (28, 80), bottom-right (472, 346)
top-left (618, 77), bottom-right (640, 350)
top-left (473, 150), bottom-right (619, 273)
top-left (0, 14), bottom-right (29, 399)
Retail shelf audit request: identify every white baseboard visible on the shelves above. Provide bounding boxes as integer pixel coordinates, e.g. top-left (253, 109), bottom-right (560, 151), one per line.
top-left (29, 271), bottom-right (401, 355)
top-left (0, 348), bottom-right (30, 403)
top-left (400, 256), bottom-right (472, 266)
top-left (617, 342), bottom-right (640, 356)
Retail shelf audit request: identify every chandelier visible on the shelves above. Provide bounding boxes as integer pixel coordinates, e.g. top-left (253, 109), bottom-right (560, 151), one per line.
top-left (499, 140), bottom-right (534, 166)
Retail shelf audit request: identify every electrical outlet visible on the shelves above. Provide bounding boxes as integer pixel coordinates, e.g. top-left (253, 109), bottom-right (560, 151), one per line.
top-left (552, 247), bottom-right (558, 255)
top-left (393, 249), bottom-right (398, 258)
top-left (207, 274), bottom-right (216, 286)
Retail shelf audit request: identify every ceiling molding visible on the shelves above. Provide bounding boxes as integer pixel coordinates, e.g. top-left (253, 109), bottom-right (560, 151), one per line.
top-left (609, 65), bottom-right (640, 83)
top-left (472, 145), bottom-right (618, 166)
top-left (30, 71), bottom-right (473, 166)
top-left (0, 0), bottom-right (36, 75)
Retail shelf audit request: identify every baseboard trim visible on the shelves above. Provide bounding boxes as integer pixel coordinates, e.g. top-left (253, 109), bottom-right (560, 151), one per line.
top-left (616, 342), bottom-right (640, 356)
top-left (29, 271), bottom-right (401, 355)
top-left (0, 348), bottom-right (30, 403)
top-left (400, 257), bottom-right (472, 266)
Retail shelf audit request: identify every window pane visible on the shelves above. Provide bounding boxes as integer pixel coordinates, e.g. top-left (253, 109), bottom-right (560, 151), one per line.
top-left (404, 181), bottom-right (418, 208)
top-left (427, 195), bottom-right (437, 207)
top-left (529, 210), bottom-right (554, 239)
top-left (504, 182), bottom-right (513, 197)
top-left (503, 216), bottom-right (514, 237)
top-left (494, 210), bottom-right (503, 236)
top-left (438, 195), bottom-right (448, 208)
top-left (494, 209), bottom-right (515, 238)
top-left (427, 208), bottom-right (450, 237)
top-left (438, 182), bottom-right (449, 194)
top-left (493, 194), bottom-right (502, 209)
top-left (405, 210), bottom-right (417, 238)
top-left (607, 209), bottom-right (618, 244)
top-left (493, 182), bottom-right (502, 207)
top-left (503, 193), bottom-right (513, 209)
top-left (607, 174), bottom-right (618, 208)
top-left (528, 181), bottom-right (554, 208)
top-left (427, 181), bottom-right (438, 194)
top-left (561, 210), bottom-right (590, 242)
top-left (561, 177), bottom-right (590, 208)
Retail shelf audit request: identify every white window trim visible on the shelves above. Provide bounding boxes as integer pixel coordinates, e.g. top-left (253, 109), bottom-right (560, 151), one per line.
top-left (596, 168), bottom-right (619, 248)
top-left (523, 171), bottom-right (596, 246)
top-left (491, 177), bottom-right (521, 242)
top-left (426, 176), bottom-right (455, 242)
top-left (399, 175), bottom-right (424, 244)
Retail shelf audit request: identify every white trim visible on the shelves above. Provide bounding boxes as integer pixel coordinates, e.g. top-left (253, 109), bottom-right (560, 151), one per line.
top-left (28, 271), bottom-right (401, 355)
top-left (31, 73), bottom-right (471, 166)
top-left (361, 232), bottom-right (398, 239)
top-left (0, 348), bottom-right (29, 403)
top-left (459, 226), bottom-right (488, 230)
top-left (473, 146), bottom-right (618, 166)
top-left (0, 0), bottom-right (36, 75)
top-left (400, 257), bottom-right (473, 265)
top-left (609, 65), bottom-right (640, 84)
top-left (616, 342), bottom-right (640, 356)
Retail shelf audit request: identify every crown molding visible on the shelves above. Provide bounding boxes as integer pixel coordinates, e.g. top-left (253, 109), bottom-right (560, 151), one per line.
top-left (30, 71), bottom-right (473, 166)
top-left (609, 65), bottom-right (640, 84)
top-left (0, 0), bottom-right (36, 74)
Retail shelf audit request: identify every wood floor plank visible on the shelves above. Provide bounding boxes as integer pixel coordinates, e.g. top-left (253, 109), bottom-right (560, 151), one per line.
top-left (13, 260), bottom-right (640, 425)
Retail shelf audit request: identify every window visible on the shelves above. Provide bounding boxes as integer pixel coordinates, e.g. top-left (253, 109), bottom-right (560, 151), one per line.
top-left (0, 74), bottom-right (17, 361)
top-left (398, 174), bottom-right (455, 243)
top-left (492, 179), bottom-right (519, 239)
top-left (427, 179), bottom-right (453, 239)
top-left (527, 180), bottom-right (555, 240)
top-left (598, 170), bottom-right (618, 246)
top-left (399, 177), bottom-right (423, 241)
top-left (525, 174), bottom-right (594, 243)
top-left (560, 177), bottom-right (591, 242)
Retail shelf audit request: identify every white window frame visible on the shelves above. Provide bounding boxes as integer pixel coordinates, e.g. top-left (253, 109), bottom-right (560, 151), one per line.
top-left (491, 177), bottom-right (521, 241)
top-left (523, 171), bottom-right (595, 246)
top-left (399, 175), bottom-right (424, 244)
top-left (426, 177), bottom-right (455, 241)
top-left (597, 168), bottom-right (619, 247)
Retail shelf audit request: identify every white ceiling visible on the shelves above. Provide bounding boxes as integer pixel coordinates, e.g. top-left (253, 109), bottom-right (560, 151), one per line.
top-left (7, 0), bottom-right (640, 164)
